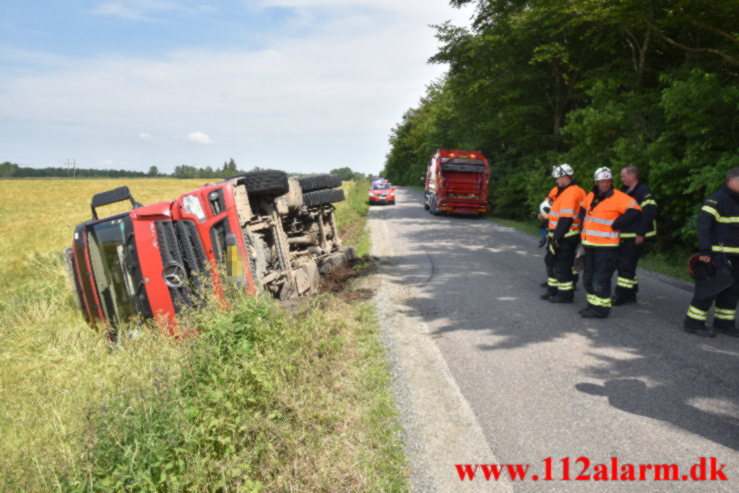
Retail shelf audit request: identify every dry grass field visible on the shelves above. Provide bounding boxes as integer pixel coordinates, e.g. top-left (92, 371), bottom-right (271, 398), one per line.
top-left (0, 178), bottom-right (404, 490)
top-left (0, 179), bottom-right (205, 487)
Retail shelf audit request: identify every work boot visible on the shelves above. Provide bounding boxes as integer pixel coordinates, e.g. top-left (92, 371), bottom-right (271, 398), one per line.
top-left (580, 308), bottom-right (607, 319)
top-left (540, 292), bottom-right (552, 301)
top-left (540, 281), bottom-right (548, 288)
top-left (549, 294), bottom-right (574, 304)
top-left (683, 319), bottom-right (715, 338)
top-left (613, 293), bottom-right (637, 306)
top-left (578, 305), bottom-right (591, 315)
top-left (713, 321), bottom-right (739, 337)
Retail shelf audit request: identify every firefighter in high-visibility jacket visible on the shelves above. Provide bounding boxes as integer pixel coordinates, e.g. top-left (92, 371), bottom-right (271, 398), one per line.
top-left (578, 167), bottom-right (642, 318)
top-left (540, 164), bottom-right (586, 303)
top-left (683, 168), bottom-right (739, 338)
top-left (614, 165), bottom-right (658, 305)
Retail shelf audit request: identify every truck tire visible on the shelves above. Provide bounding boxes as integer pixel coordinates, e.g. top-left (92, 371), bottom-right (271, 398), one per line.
top-left (303, 188), bottom-right (345, 207)
top-left (297, 174), bottom-right (342, 193)
top-left (229, 170), bottom-right (289, 196)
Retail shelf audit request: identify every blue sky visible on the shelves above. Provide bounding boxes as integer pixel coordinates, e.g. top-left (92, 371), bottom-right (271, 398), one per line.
top-left (0, 1), bottom-right (472, 174)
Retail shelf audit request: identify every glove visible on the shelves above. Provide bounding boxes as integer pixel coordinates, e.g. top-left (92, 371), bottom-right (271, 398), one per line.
top-left (538, 238), bottom-right (546, 248)
top-left (548, 238), bottom-right (560, 255)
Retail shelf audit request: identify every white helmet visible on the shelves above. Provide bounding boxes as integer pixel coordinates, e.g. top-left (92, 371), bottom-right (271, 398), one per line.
top-left (539, 199), bottom-right (552, 216)
top-left (552, 163), bottom-right (574, 178)
top-left (594, 167), bottom-right (613, 181)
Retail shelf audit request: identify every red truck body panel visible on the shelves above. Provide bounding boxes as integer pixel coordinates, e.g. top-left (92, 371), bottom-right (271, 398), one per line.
top-left (68, 182), bottom-right (254, 337)
top-left (424, 149), bottom-right (491, 215)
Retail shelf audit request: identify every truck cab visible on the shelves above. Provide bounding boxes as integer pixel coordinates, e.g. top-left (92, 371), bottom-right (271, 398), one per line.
top-left (424, 149), bottom-right (491, 216)
top-left (65, 184), bottom-right (252, 338)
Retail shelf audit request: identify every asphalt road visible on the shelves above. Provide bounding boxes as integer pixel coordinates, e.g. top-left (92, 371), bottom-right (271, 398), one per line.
top-left (369, 187), bottom-right (739, 492)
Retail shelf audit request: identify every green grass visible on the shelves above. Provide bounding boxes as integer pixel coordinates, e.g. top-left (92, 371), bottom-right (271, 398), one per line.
top-left (336, 180), bottom-right (371, 257)
top-left (0, 178), bottom-right (407, 491)
top-left (487, 215), bottom-right (692, 281)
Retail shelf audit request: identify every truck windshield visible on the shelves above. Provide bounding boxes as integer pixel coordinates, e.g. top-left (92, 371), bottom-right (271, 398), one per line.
top-left (86, 216), bottom-right (140, 326)
top-left (373, 183), bottom-right (392, 190)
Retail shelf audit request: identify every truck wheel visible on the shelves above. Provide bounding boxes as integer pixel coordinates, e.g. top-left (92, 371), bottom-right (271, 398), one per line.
top-left (297, 174), bottom-right (342, 192)
top-left (230, 170), bottom-right (289, 196)
top-left (303, 188), bottom-right (345, 207)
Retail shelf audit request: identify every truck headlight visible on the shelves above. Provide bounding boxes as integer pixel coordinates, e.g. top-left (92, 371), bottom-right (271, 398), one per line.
top-left (182, 195), bottom-right (207, 222)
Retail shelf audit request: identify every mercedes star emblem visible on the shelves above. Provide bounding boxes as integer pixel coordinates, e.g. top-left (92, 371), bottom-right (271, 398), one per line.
top-left (163, 262), bottom-right (186, 288)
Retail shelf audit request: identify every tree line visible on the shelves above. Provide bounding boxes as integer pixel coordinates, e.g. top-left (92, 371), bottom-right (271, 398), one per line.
top-left (1, 159), bottom-right (373, 182)
top-left (383, 0), bottom-right (738, 250)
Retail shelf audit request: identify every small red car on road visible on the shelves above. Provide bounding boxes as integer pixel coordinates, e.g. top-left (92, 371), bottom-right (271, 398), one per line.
top-left (368, 182), bottom-right (395, 205)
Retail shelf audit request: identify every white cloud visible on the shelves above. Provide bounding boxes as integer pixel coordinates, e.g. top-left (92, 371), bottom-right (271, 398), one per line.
top-left (0, 0), bottom-right (473, 173)
top-left (91, 2), bottom-right (147, 20)
top-left (91, 1), bottom-right (216, 20)
top-left (186, 131), bottom-right (213, 145)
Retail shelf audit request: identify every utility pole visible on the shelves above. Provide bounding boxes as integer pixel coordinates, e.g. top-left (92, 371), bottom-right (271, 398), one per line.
top-left (65, 158), bottom-right (77, 179)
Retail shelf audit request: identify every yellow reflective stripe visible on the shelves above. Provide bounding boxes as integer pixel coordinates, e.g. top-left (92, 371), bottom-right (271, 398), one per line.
top-left (582, 240), bottom-right (619, 247)
top-left (641, 199), bottom-right (657, 207)
top-left (617, 277), bottom-right (637, 288)
top-left (645, 230), bottom-right (657, 238)
top-left (688, 305), bottom-right (707, 316)
top-left (587, 294), bottom-right (612, 307)
top-left (547, 278), bottom-right (557, 286)
top-left (584, 217), bottom-right (614, 226)
top-left (564, 229), bottom-right (581, 238)
top-left (557, 282), bottom-right (574, 291)
top-left (712, 245), bottom-right (739, 254)
top-left (583, 229), bottom-right (619, 238)
top-left (687, 306), bottom-right (708, 321)
top-left (699, 205), bottom-right (739, 222)
top-left (701, 205), bottom-right (720, 220)
top-left (620, 232), bottom-right (637, 238)
top-left (715, 308), bottom-right (735, 320)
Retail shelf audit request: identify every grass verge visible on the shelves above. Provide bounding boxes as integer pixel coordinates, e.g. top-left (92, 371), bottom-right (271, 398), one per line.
top-left (0, 178), bottom-right (407, 490)
top-left (336, 180), bottom-right (371, 257)
top-left (487, 215), bottom-right (692, 282)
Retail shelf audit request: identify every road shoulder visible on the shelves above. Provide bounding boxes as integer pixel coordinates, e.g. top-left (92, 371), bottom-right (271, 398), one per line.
top-left (369, 211), bottom-right (512, 492)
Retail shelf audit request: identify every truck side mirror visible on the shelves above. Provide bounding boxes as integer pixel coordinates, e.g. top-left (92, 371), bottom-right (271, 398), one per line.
top-left (91, 186), bottom-right (141, 220)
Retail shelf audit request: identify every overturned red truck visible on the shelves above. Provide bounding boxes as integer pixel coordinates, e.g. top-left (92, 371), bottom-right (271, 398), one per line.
top-left (64, 171), bottom-right (352, 338)
top-left (424, 149), bottom-right (491, 215)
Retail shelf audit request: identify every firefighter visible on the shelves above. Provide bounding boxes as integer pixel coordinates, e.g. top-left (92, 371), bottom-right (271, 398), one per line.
top-left (683, 168), bottom-right (739, 338)
top-left (614, 166), bottom-right (658, 305)
top-left (579, 167), bottom-right (642, 318)
top-left (540, 164), bottom-right (586, 303)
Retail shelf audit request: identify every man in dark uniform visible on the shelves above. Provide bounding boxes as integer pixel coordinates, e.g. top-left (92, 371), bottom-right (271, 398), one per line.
top-left (614, 166), bottom-right (658, 305)
top-left (684, 168), bottom-right (739, 337)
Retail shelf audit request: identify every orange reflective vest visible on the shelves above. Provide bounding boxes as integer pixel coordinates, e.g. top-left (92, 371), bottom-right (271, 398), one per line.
top-left (581, 190), bottom-right (641, 247)
top-left (547, 184), bottom-right (587, 238)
